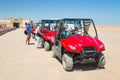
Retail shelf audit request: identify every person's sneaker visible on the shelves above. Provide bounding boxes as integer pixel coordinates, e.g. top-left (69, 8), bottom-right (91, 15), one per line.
top-left (25, 41), bottom-right (29, 45)
top-left (28, 43), bottom-right (30, 45)
top-left (25, 42), bottom-right (27, 44)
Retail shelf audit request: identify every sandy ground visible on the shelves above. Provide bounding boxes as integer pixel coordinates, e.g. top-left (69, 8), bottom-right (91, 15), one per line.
top-left (0, 26), bottom-right (120, 80)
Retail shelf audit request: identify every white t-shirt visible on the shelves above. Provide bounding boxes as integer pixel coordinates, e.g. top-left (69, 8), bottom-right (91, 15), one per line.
top-left (35, 26), bottom-right (40, 34)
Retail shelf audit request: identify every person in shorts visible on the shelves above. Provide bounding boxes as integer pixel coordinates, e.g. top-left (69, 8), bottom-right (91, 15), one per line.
top-left (25, 23), bottom-right (32, 45)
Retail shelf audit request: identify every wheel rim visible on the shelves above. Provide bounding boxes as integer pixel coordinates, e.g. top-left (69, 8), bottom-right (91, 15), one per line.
top-left (99, 56), bottom-right (106, 67)
top-left (44, 42), bottom-right (48, 50)
top-left (62, 56), bottom-right (67, 69)
top-left (44, 43), bottom-right (46, 49)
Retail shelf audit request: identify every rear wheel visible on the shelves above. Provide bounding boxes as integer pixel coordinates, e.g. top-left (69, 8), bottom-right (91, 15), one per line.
top-left (62, 53), bottom-right (73, 71)
top-left (44, 41), bottom-right (51, 51)
top-left (95, 53), bottom-right (106, 68)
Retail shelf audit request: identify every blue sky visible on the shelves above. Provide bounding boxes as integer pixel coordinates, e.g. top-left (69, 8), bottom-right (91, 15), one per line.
top-left (0, 0), bottom-right (120, 24)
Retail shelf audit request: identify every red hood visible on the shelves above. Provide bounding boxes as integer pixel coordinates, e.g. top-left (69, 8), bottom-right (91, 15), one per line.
top-left (43, 31), bottom-right (57, 43)
top-left (61, 36), bottom-right (105, 52)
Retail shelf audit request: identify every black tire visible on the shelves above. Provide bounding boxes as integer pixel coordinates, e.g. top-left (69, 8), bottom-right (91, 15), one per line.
top-left (62, 53), bottom-right (73, 71)
top-left (95, 53), bottom-right (106, 68)
top-left (44, 41), bottom-right (50, 51)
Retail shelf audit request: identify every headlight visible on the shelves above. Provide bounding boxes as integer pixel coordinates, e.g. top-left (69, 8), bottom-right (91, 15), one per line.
top-left (78, 44), bottom-right (81, 46)
top-left (69, 45), bottom-right (76, 50)
top-left (47, 36), bottom-right (51, 39)
top-left (99, 44), bottom-right (104, 49)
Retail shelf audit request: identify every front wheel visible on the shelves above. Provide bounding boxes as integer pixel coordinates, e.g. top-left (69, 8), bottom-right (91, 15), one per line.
top-left (62, 53), bottom-right (73, 71)
top-left (52, 45), bottom-right (57, 58)
top-left (44, 41), bottom-right (51, 51)
top-left (95, 53), bottom-right (106, 68)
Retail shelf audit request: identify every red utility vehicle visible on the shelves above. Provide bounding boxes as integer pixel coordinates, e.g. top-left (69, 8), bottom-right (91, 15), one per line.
top-left (53, 18), bottom-right (106, 71)
top-left (40, 20), bottom-right (57, 51)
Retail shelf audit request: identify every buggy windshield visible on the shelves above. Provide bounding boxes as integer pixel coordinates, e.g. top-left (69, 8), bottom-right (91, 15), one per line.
top-left (62, 19), bottom-right (97, 38)
top-left (42, 20), bottom-right (57, 31)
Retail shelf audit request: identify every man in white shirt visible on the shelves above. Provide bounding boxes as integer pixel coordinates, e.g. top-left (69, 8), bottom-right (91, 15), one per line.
top-left (35, 24), bottom-right (43, 48)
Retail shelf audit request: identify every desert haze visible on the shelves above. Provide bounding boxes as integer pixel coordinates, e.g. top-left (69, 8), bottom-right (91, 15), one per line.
top-left (0, 25), bottom-right (120, 80)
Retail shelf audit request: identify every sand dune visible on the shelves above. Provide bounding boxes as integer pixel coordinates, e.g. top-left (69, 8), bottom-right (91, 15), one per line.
top-left (0, 26), bottom-right (120, 80)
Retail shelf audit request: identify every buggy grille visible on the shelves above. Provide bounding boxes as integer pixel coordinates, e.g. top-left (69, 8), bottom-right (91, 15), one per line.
top-left (83, 47), bottom-right (96, 57)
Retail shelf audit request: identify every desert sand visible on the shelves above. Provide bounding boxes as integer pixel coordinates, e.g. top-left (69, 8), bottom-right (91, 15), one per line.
top-left (0, 26), bottom-right (120, 80)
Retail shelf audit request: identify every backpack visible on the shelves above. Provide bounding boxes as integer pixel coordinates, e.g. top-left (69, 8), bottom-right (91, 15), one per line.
top-left (24, 30), bottom-right (28, 35)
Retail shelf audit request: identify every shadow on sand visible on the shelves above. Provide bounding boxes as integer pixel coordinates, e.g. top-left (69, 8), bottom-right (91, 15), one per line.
top-left (28, 43), bottom-right (35, 45)
top-left (74, 63), bottom-right (105, 71)
top-left (55, 57), bottom-right (105, 71)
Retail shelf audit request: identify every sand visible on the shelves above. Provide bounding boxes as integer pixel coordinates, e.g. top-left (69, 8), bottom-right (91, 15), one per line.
top-left (0, 26), bottom-right (120, 80)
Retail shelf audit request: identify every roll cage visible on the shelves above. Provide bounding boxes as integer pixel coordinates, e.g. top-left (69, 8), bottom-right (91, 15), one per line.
top-left (55, 18), bottom-right (98, 40)
top-left (41, 20), bottom-right (57, 31)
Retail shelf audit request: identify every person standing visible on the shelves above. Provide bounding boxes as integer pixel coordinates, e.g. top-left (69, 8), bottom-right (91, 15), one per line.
top-left (25, 23), bottom-right (32, 45)
top-left (35, 24), bottom-right (43, 48)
